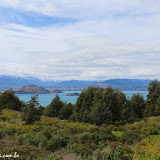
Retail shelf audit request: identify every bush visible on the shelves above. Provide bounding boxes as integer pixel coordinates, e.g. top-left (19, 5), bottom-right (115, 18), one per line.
top-left (26, 133), bottom-right (47, 147)
top-left (120, 129), bottom-right (142, 144)
top-left (133, 137), bottom-right (160, 160)
top-left (0, 129), bottom-right (5, 139)
top-left (141, 127), bottom-right (159, 136)
top-left (68, 143), bottom-right (92, 158)
top-left (89, 133), bottom-right (114, 144)
top-left (113, 146), bottom-right (125, 160)
top-left (46, 136), bottom-right (68, 152)
top-left (41, 127), bottom-right (52, 140)
top-left (107, 125), bottom-right (118, 131)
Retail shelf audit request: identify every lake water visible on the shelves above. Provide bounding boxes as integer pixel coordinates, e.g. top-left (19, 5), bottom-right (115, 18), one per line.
top-left (16, 91), bottom-right (148, 106)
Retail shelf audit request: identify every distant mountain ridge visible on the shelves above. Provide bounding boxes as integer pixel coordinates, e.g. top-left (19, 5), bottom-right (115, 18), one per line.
top-left (0, 76), bottom-right (95, 91)
top-left (94, 79), bottom-right (152, 91)
top-left (0, 75), bottom-right (152, 91)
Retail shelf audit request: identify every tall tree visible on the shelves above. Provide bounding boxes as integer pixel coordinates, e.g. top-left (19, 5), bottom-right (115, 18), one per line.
top-left (0, 89), bottom-right (23, 111)
top-left (22, 95), bottom-right (41, 124)
top-left (73, 87), bottom-right (101, 123)
top-left (155, 97), bottom-right (160, 116)
top-left (103, 87), bottom-right (126, 122)
top-left (58, 103), bottom-right (74, 120)
top-left (129, 93), bottom-right (146, 119)
top-left (144, 79), bottom-right (160, 117)
top-left (72, 86), bottom-right (127, 125)
top-left (44, 95), bottom-right (64, 117)
top-left (89, 102), bottom-right (112, 125)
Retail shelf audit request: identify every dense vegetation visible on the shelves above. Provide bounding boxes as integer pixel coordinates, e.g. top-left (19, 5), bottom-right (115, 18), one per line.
top-left (0, 79), bottom-right (160, 159)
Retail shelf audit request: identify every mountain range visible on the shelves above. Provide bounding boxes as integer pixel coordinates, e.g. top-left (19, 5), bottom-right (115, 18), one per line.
top-left (95, 79), bottom-right (151, 91)
top-left (0, 75), bottom-right (152, 91)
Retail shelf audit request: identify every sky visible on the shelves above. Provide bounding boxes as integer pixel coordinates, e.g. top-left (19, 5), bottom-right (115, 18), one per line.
top-left (0, 0), bottom-right (160, 80)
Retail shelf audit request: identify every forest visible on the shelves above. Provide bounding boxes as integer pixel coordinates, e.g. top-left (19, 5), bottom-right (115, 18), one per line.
top-left (0, 79), bottom-right (160, 159)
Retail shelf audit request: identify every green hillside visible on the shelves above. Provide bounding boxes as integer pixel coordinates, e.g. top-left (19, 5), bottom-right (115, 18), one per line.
top-left (0, 109), bottom-right (160, 160)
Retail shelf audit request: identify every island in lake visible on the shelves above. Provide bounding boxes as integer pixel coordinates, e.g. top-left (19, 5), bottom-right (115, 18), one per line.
top-left (66, 93), bottom-right (80, 96)
top-left (14, 84), bottom-right (50, 94)
top-left (50, 89), bottom-right (63, 93)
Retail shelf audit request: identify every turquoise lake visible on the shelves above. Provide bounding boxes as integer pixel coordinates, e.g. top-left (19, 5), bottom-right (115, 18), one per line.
top-left (16, 91), bottom-right (148, 106)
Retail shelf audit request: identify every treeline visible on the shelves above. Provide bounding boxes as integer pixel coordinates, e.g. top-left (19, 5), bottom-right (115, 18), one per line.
top-left (0, 90), bottom-right (75, 124)
top-left (71, 79), bottom-right (160, 125)
top-left (0, 79), bottom-right (160, 126)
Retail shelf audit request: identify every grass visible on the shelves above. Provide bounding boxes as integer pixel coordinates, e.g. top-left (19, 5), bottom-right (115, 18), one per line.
top-left (150, 135), bottom-right (160, 141)
top-left (112, 131), bottom-right (124, 137)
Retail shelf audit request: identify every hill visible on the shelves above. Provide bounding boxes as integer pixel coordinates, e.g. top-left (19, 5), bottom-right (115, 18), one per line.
top-left (94, 79), bottom-right (151, 91)
top-left (0, 109), bottom-right (160, 160)
top-left (50, 89), bottom-right (63, 93)
top-left (14, 84), bottom-right (50, 94)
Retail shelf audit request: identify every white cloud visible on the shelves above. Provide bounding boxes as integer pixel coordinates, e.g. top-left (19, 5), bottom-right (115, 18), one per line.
top-left (0, 20), bottom-right (160, 80)
top-left (0, 1), bottom-right (160, 80)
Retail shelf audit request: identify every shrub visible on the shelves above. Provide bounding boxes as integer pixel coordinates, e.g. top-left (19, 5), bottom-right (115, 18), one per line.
top-left (26, 133), bottom-right (47, 147)
top-left (107, 125), bottom-right (118, 131)
top-left (0, 129), bottom-right (5, 139)
top-left (133, 137), bottom-right (160, 160)
top-left (41, 127), bottom-right (53, 140)
top-left (113, 146), bottom-right (125, 160)
top-left (46, 136), bottom-right (68, 152)
top-left (68, 143), bottom-right (92, 158)
top-left (141, 127), bottom-right (159, 136)
top-left (120, 129), bottom-right (142, 144)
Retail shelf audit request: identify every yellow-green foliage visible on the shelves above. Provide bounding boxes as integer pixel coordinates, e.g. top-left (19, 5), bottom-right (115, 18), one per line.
top-left (0, 109), bottom-right (114, 159)
top-left (121, 116), bottom-right (160, 134)
top-left (133, 136), bottom-right (160, 160)
top-left (1, 109), bottom-right (160, 160)
top-left (112, 131), bottom-right (124, 137)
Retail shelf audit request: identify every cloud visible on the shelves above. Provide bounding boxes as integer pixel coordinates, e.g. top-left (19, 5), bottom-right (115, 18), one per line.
top-left (0, 1), bottom-right (160, 80)
top-left (0, 21), bottom-right (160, 80)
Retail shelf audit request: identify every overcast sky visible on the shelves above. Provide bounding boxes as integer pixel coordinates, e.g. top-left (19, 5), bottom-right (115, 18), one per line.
top-left (0, 0), bottom-right (160, 80)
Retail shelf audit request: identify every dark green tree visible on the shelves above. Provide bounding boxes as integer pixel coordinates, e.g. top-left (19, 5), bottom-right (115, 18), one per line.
top-left (129, 93), bottom-right (146, 119)
top-left (155, 96), bottom-right (160, 116)
top-left (103, 87), bottom-right (126, 122)
top-left (73, 87), bottom-right (101, 123)
top-left (116, 90), bottom-right (127, 121)
top-left (120, 98), bottom-right (131, 122)
top-left (58, 103), bottom-right (74, 120)
top-left (72, 90), bottom-right (85, 121)
top-left (44, 95), bottom-right (64, 117)
top-left (144, 79), bottom-right (160, 117)
top-left (89, 102), bottom-right (112, 125)
top-left (72, 86), bottom-right (127, 125)
top-left (0, 89), bottom-right (23, 111)
top-left (22, 95), bottom-right (41, 124)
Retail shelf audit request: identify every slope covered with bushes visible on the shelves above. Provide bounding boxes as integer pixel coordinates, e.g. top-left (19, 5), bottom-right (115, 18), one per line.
top-left (0, 109), bottom-right (160, 159)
